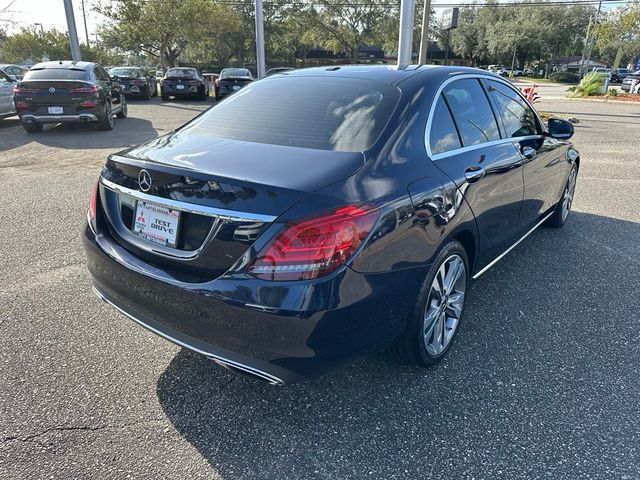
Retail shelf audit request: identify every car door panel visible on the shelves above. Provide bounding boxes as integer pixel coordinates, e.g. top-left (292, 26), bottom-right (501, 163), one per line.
top-left (427, 79), bottom-right (524, 270)
top-left (484, 79), bottom-right (568, 229)
top-left (433, 143), bottom-right (524, 268)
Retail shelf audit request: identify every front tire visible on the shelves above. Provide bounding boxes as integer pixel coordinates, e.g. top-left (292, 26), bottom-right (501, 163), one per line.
top-left (546, 164), bottom-right (577, 228)
top-left (392, 241), bottom-right (469, 367)
top-left (97, 102), bottom-right (114, 130)
top-left (161, 93), bottom-right (169, 101)
top-left (116, 95), bottom-right (127, 118)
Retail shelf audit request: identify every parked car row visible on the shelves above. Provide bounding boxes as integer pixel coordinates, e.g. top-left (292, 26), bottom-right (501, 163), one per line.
top-left (3, 61), bottom-right (313, 132)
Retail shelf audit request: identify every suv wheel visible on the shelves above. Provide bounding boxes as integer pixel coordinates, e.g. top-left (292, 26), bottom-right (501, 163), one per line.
top-left (23, 122), bottom-right (43, 133)
top-left (98, 102), bottom-right (114, 130)
top-left (116, 95), bottom-right (128, 118)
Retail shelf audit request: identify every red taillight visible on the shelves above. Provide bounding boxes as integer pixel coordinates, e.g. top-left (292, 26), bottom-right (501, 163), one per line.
top-left (88, 181), bottom-right (99, 221)
top-left (247, 205), bottom-right (379, 281)
top-left (69, 85), bottom-right (99, 94)
top-left (13, 87), bottom-right (36, 94)
top-left (15, 103), bottom-right (30, 109)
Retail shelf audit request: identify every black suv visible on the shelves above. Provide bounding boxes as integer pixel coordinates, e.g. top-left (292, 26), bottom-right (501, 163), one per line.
top-left (13, 60), bottom-right (127, 133)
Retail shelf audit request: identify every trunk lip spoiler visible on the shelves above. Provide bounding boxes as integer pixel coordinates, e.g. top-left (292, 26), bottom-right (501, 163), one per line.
top-left (100, 176), bottom-right (277, 224)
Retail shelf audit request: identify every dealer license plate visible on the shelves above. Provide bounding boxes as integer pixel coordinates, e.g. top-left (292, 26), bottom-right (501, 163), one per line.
top-left (232, 86), bottom-right (241, 91)
top-left (176, 84), bottom-right (185, 90)
top-left (133, 201), bottom-right (180, 248)
top-left (48, 106), bottom-right (63, 114)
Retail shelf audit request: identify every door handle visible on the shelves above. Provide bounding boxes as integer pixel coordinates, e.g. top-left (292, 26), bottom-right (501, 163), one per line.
top-left (521, 145), bottom-right (537, 160)
top-left (464, 166), bottom-right (485, 183)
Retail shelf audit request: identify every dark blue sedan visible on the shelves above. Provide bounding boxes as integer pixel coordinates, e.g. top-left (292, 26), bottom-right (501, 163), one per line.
top-left (83, 66), bottom-right (579, 384)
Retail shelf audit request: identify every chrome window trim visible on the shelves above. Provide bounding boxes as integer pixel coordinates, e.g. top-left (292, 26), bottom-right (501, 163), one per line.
top-left (425, 73), bottom-right (545, 161)
top-left (92, 286), bottom-right (284, 385)
top-left (100, 176), bottom-right (277, 223)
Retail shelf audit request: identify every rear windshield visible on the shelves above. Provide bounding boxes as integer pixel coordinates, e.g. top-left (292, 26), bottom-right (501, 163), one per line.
top-left (23, 68), bottom-right (87, 80)
top-left (221, 69), bottom-right (251, 78)
top-left (184, 76), bottom-right (399, 152)
top-left (166, 68), bottom-right (197, 79)
top-left (110, 67), bottom-right (140, 77)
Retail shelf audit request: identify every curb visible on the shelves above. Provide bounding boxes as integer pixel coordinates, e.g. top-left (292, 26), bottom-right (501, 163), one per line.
top-left (564, 96), bottom-right (640, 105)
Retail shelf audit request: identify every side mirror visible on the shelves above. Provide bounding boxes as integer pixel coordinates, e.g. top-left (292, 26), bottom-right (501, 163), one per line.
top-left (547, 118), bottom-right (574, 140)
top-left (111, 75), bottom-right (119, 82)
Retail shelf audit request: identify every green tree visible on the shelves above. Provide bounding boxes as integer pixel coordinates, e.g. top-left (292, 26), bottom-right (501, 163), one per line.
top-left (594, 3), bottom-right (640, 68)
top-left (95, 0), bottom-right (214, 68)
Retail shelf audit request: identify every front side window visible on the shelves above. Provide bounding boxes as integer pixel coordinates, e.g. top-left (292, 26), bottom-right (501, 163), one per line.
top-left (429, 94), bottom-right (462, 155)
top-left (487, 80), bottom-right (539, 138)
top-left (442, 79), bottom-right (500, 146)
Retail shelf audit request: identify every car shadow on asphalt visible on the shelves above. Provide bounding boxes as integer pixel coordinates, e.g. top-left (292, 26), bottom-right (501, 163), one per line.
top-left (154, 211), bottom-right (640, 478)
top-left (11, 116), bottom-right (159, 151)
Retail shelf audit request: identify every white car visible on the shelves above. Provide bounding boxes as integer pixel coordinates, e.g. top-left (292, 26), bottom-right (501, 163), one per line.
top-left (498, 67), bottom-right (524, 77)
top-left (0, 69), bottom-right (16, 118)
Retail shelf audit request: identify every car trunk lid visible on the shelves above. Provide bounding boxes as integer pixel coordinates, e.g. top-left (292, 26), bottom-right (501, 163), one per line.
top-left (98, 132), bottom-right (364, 280)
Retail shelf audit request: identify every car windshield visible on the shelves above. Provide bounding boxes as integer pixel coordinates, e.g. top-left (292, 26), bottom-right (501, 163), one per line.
top-left (221, 69), bottom-right (251, 78)
top-left (110, 68), bottom-right (140, 77)
top-left (23, 68), bottom-right (87, 80)
top-left (165, 68), bottom-right (197, 79)
top-left (184, 76), bottom-right (399, 152)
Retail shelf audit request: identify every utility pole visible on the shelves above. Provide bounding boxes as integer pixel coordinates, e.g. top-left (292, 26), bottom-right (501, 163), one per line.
top-left (579, 0), bottom-right (603, 77)
top-left (397, 0), bottom-right (416, 69)
top-left (418, 0), bottom-right (431, 65)
top-left (255, 0), bottom-right (265, 79)
top-left (81, 0), bottom-right (90, 46)
top-left (63, 0), bottom-right (82, 61)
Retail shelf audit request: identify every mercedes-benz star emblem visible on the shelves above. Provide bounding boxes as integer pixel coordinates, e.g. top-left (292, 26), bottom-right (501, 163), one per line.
top-left (138, 169), bottom-right (152, 192)
top-left (49, 87), bottom-right (55, 93)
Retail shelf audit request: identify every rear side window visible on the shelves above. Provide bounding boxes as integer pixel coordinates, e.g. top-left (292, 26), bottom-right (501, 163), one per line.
top-left (487, 80), bottom-right (539, 138)
top-left (443, 79), bottom-right (500, 146)
top-left (23, 69), bottom-right (87, 80)
top-left (185, 76), bottom-right (399, 152)
top-left (429, 94), bottom-right (461, 155)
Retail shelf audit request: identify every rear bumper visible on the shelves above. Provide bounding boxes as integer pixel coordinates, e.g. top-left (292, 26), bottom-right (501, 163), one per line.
top-left (20, 113), bottom-right (98, 124)
top-left (161, 85), bottom-right (205, 96)
top-left (83, 219), bottom-right (426, 383)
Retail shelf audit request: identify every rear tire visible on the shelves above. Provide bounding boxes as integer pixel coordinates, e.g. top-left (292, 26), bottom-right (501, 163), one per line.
top-left (546, 164), bottom-right (577, 228)
top-left (161, 94), bottom-right (169, 101)
top-left (97, 103), bottom-right (114, 131)
top-left (22, 122), bottom-right (43, 133)
top-left (392, 241), bottom-right (469, 367)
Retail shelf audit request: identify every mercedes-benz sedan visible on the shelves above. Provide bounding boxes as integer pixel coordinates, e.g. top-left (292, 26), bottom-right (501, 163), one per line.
top-left (84, 66), bottom-right (579, 384)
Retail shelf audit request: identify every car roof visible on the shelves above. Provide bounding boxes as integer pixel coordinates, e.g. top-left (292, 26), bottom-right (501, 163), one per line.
top-left (30, 60), bottom-right (96, 70)
top-left (282, 65), bottom-right (495, 86)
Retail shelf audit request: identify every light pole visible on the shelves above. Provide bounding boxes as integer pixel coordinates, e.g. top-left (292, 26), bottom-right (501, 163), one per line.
top-left (255, 0), bottom-right (265, 79)
top-left (397, 0), bottom-right (416, 69)
top-left (418, 0), bottom-right (432, 65)
top-left (63, 0), bottom-right (82, 61)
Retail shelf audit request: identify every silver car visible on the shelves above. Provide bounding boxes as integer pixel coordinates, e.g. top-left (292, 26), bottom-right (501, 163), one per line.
top-left (0, 69), bottom-right (16, 118)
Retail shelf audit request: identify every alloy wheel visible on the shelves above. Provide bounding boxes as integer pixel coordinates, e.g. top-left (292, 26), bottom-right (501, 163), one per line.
top-left (423, 254), bottom-right (467, 357)
top-left (561, 167), bottom-right (577, 221)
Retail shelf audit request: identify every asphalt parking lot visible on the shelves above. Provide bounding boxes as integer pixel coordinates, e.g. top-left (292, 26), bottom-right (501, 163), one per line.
top-left (1, 94), bottom-right (639, 479)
